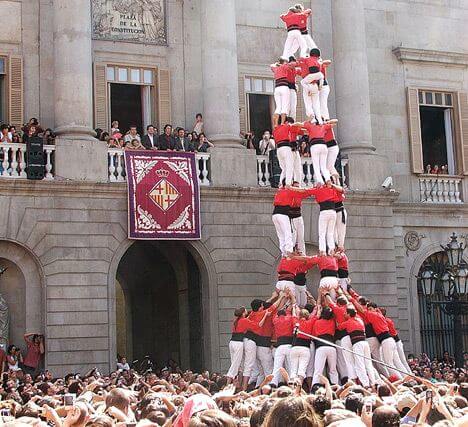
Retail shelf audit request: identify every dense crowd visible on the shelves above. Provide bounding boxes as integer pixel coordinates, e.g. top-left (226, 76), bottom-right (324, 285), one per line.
top-left (0, 118), bottom-right (55, 146)
top-left (0, 353), bottom-right (467, 426)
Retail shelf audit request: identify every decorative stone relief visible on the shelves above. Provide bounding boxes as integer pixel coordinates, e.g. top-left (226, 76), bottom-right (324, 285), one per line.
top-left (404, 231), bottom-right (426, 255)
top-left (92, 0), bottom-right (166, 45)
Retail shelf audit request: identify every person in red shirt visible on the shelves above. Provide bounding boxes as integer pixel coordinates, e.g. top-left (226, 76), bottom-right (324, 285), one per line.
top-left (271, 59), bottom-right (294, 126)
top-left (271, 308), bottom-right (295, 386)
top-left (290, 305), bottom-right (317, 382)
top-left (336, 252), bottom-right (350, 292)
top-left (288, 182), bottom-right (310, 256)
top-left (319, 58), bottom-right (332, 121)
top-left (280, 6), bottom-right (308, 59)
top-left (300, 48), bottom-right (325, 124)
top-left (287, 56), bottom-right (298, 121)
top-left (324, 123), bottom-right (339, 182)
top-left (272, 117), bottom-right (297, 187)
top-left (311, 306), bottom-right (339, 385)
top-left (22, 333), bottom-right (45, 375)
top-left (380, 307), bottom-right (412, 373)
top-left (292, 4), bottom-right (316, 52)
top-left (334, 191), bottom-right (347, 252)
top-left (337, 307), bottom-right (378, 387)
top-left (272, 186), bottom-right (296, 256)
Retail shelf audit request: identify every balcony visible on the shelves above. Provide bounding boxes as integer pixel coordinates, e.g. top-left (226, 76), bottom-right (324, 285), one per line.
top-left (418, 175), bottom-right (462, 203)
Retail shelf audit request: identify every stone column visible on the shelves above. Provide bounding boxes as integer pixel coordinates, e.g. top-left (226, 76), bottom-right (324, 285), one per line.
top-left (332, 0), bottom-right (387, 190)
top-left (200, 0), bottom-right (257, 186)
top-left (53, 0), bottom-right (107, 182)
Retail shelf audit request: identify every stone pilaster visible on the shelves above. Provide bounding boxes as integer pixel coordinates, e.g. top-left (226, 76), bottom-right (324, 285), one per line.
top-left (53, 0), bottom-right (107, 182)
top-left (332, 0), bottom-right (388, 190)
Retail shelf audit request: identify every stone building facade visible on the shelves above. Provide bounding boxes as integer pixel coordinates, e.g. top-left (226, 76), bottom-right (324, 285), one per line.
top-left (0, 0), bottom-right (467, 375)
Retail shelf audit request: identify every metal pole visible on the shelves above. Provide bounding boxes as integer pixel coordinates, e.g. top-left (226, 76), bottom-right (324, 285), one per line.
top-left (453, 307), bottom-right (463, 367)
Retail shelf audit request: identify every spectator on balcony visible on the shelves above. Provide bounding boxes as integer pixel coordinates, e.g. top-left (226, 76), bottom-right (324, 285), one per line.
top-left (111, 120), bottom-right (120, 136)
top-left (196, 133), bottom-right (214, 152)
top-left (176, 128), bottom-right (195, 152)
top-left (24, 117), bottom-right (43, 136)
top-left (191, 131), bottom-right (199, 144)
top-left (100, 131), bottom-right (110, 142)
top-left (242, 131), bottom-right (257, 152)
top-left (141, 124), bottom-right (158, 150)
top-left (259, 131), bottom-right (275, 156)
top-left (193, 113), bottom-right (204, 134)
top-left (22, 125), bottom-right (38, 143)
top-left (158, 124), bottom-right (183, 151)
top-left (8, 126), bottom-right (21, 143)
top-left (124, 126), bottom-right (141, 145)
top-left (431, 164), bottom-right (440, 175)
top-left (43, 128), bottom-right (55, 145)
top-left (95, 128), bottom-right (103, 140)
top-left (125, 138), bottom-right (144, 150)
top-left (0, 124), bottom-right (11, 143)
top-left (107, 137), bottom-right (120, 148)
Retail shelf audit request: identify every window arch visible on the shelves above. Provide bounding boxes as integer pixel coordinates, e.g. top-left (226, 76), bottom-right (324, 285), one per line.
top-left (416, 251), bottom-right (468, 360)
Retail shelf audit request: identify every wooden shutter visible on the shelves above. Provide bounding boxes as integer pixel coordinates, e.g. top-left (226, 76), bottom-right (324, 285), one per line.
top-left (238, 73), bottom-right (246, 134)
top-left (94, 63), bottom-right (108, 130)
top-left (8, 55), bottom-right (23, 127)
top-left (457, 92), bottom-right (468, 175)
top-left (407, 87), bottom-right (424, 174)
top-left (157, 69), bottom-right (171, 130)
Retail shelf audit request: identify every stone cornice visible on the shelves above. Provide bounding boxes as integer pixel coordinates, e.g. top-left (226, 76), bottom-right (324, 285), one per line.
top-left (393, 47), bottom-right (468, 67)
top-left (394, 202), bottom-right (468, 215)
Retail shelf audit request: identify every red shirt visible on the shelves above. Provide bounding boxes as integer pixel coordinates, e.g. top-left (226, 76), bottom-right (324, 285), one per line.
top-left (313, 318), bottom-right (336, 337)
top-left (328, 302), bottom-right (348, 327)
top-left (296, 58), bottom-right (310, 78)
top-left (247, 310), bottom-right (265, 335)
top-left (23, 342), bottom-right (42, 369)
top-left (294, 316), bottom-right (316, 340)
top-left (290, 190), bottom-right (311, 208)
top-left (289, 125), bottom-right (304, 143)
top-left (305, 56), bottom-right (321, 71)
top-left (303, 122), bottom-right (332, 140)
top-left (339, 316), bottom-right (365, 334)
top-left (271, 63), bottom-right (291, 81)
top-left (235, 317), bottom-right (259, 334)
top-left (337, 254), bottom-right (349, 271)
top-left (260, 306), bottom-right (277, 338)
top-left (298, 10), bottom-right (312, 31)
top-left (306, 186), bottom-right (341, 203)
top-left (386, 317), bottom-right (398, 337)
top-left (273, 188), bottom-right (296, 206)
top-left (307, 255), bottom-right (338, 272)
top-left (273, 314), bottom-right (295, 338)
top-left (286, 64), bottom-right (297, 84)
top-left (277, 257), bottom-right (316, 275)
top-left (273, 123), bottom-right (291, 143)
top-left (364, 310), bottom-right (390, 335)
top-left (324, 127), bottom-right (335, 143)
top-left (280, 11), bottom-right (307, 30)
top-left (320, 62), bottom-right (330, 79)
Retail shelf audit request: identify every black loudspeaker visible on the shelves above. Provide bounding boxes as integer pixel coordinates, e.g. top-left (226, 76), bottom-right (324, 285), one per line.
top-left (26, 136), bottom-right (45, 180)
top-left (269, 149), bottom-right (281, 188)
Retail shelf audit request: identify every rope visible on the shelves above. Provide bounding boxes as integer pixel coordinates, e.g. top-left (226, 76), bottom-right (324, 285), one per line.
top-left (293, 326), bottom-right (419, 380)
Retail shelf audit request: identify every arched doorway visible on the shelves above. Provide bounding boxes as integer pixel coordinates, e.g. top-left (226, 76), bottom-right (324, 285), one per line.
top-left (416, 251), bottom-right (468, 360)
top-left (114, 241), bottom-right (204, 371)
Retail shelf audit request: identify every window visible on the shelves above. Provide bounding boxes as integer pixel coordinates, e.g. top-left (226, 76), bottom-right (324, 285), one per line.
top-left (407, 87), bottom-right (468, 176)
top-left (244, 77), bottom-right (275, 140)
top-left (419, 90), bottom-right (455, 174)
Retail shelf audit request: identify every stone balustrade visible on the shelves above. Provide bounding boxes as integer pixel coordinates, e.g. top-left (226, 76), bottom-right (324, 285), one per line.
top-left (256, 155), bottom-right (316, 188)
top-left (107, 149), bottom-right (211, 186)
top-left (0, 143), bottom-right (55, 179)
top-left (419, 175), bottom-right (462, 203)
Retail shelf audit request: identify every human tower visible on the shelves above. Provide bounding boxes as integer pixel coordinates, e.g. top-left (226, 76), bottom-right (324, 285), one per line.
top-left (226, 4), bottom-right (412, 392)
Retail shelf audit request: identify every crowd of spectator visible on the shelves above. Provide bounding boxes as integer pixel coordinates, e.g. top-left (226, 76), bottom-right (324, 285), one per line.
top-left (242, 130), bottom-right (312, 158)
top-left (101, 114), bottom-right (214, 153)
top-left (0, 345), bottom-right (466, 426)
top-left (0, 118), bottom-right (56, 146)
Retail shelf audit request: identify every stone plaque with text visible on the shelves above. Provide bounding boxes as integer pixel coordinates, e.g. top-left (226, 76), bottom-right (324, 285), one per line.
top-left (92, 0), bottom-right (166, 45)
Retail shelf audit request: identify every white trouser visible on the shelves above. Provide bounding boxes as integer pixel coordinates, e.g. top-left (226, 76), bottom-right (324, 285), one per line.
top-left (257, 346), bottom-right (273, 379)
top-left (291, 216), bottom-right (305, 254)
top-left (318, 209), bottom-right (336, 253)
top-left (274, 86), bottom-right (291, 115)
top-left (306, 342), bottom-right (316, 377)
top-left (302, 85), bottom-right (314, 119)
top-left (339, 277), bottom-right (349, 293)
top-left (295, 285), bottom-right (307, 308)
top-left (313, 346), bottom-right (339, 385)
top-left (301, 78), bottom-right (323, 124)
top-left (272, 213), bottom-right (293, 256)
top-left (277, 145), bottom-right (294, 187)
top-left (289, 345), bottom-right (310, 380)
top-left (381, 337), bottom-right (406, 379)
top-left (272, 344), bottom-right (291, 385)
top-left (289, 89), bottom-right (297, 120)
top-left (292, 150), bottom-right (302, 185)
top-left (282, 29), bottom-right (307, 59)
top-left (319, 84), bottom-right (330, 121)
top-left (291, 33), bottom-right (317, 54)
top-left (319, 276), bottom-right (339, 296)
top-left (367, 337), bottom-right (389, 377)
top-left (227, 340), bottom-right (244, 379)
top-left (340, 335), bottom-right (356, 379)
top-left (327, 144), bottom-right (340, 177)
top-left (353, 340), bottom-right (378, 387)
top-left (335, 208), bottom-right (347, 249)
top-left (276, 279), bottom-right (296, 294)
top-left (310, 143), bottom-right (330, 185)
top-left (243, 338), bottom-right (257, 377)
top-left (396, 340), bottom-right (411, 373)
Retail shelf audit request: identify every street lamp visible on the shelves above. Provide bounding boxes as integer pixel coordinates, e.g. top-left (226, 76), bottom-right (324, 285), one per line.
top-left (417, 233), bottom-right (468, 367)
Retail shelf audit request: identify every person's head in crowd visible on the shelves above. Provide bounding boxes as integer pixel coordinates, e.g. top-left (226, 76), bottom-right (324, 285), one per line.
top-left (195, 113), bottom-right (203, 123)
top-left (371, 405), bottom-right (400, 427)
top-left (111, 120), bottom-right (119, 130)
top-left (263, 397), bottom-right (321, 427)
top-left (0, 124), bottom-right (9, 137)
top-left (177, 128), bottom-right (185, 138)
top-left (192, 131), bottom-right (199, 141)
top-left (320, 306), bottom-right (334, 320)
top-left (128, 125), bottom-right (138, 136)
top-left (146, 124), bottom-right (155, 136)
top-left (188, 409), bottom-right (237, 427)
top-left (263, 130), bottom-right (271, 140)
top-left (250, 299), bottom-right (263, 312)
top-left (163, 124), bottom-right (172, 136)
top-left (344, 394), bottom-right (363, 415)
top-left (100, 131), bottom-right (109, 141)
top-left (199, 132), bottom-right (208, 143)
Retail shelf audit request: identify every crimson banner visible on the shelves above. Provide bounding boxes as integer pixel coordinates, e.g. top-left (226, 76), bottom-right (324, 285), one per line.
top-left (124, 150), bottom-right (201, 240)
